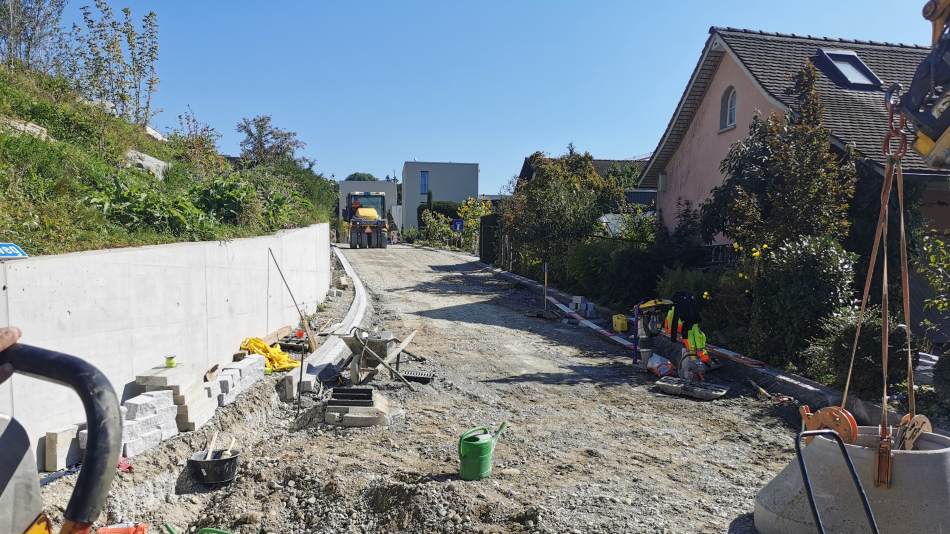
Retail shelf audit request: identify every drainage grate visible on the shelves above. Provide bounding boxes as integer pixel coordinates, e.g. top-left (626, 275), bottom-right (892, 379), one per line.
top-left (401, 371), bottom-right (436, 384)
top-left (328, 387), bottom-right (375, 407)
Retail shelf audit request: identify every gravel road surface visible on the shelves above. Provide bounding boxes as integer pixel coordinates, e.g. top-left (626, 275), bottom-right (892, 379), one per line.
top-left (41, 244), bottom-right (803, 534)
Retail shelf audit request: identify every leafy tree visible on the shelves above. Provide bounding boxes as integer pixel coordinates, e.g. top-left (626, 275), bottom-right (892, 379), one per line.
top-left (699, 62), bottom-right (856, 249)
top-left (0, 0), bottom-right (67, 71)
top-left (344, 172), bottom-right (378, 181)
top-left (500, 144), bottom-right (622, 281)
top-left (167, 106), bottom-right (224, 174)
top-left (66, 1), bottom-right (161, 126)
top-left (426, 189), bottom-right (433, 211)
top-left (236, 115), bottom-right (307, 166)
top-left (605, 161), bottom-right (640, 190)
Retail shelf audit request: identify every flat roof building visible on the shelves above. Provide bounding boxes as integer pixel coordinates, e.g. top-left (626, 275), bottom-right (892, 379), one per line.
top-left (401, 161), bottom-right (478, 230)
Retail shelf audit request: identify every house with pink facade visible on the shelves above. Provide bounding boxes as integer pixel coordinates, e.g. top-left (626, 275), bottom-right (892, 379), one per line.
top-left (640, 27), bottom-right (950, 233)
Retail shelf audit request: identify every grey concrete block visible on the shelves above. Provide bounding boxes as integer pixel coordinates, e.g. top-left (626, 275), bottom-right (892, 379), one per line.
top-left (176, 394), bottom-right (216, 421)
top-left (155, 405), bottom-right (178, 425)
top-left (177, 402), bottom-right (216, 432)
top-left (120, 406), bottom-right (128, 421)
top-left (204, 380), bottom-right (221, 398)
top-left (223, 359), bottom-right (257, 379)
top-left (143, 370), bottom-right (196, 394)
top-left (220, 368), bottom-right (242, 382)
top-left (45, 425), bottom-right (80, 471)
top-left (173, 379), bottom-right (208, 405)
top-left (135, 364), bottom-right (192, 387)
top-left (244, 355), bottom-right (266, 370)
top-left (78, 429), bottom-right (88, 450)
top-left (142, 390), bottom-right (174, 409)
top-left (277, 375), bottom-right (295, 402)
top-left (122, 414), bottom-right (155, 441)
top-left (124, 395), bottom-right (157, 419)
top-left (218, 374), bottom-right (236, 394)
top-left (122, 428), bottom-right (162, 457)
top-left (159, 421), bottom-right (179, 441)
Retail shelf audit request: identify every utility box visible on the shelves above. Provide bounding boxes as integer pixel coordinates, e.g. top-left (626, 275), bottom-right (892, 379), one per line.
top-left (613, 315), bottom-right (628, 332)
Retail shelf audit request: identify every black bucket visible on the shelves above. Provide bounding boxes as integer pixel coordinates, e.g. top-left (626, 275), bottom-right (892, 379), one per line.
top-left (188, 449), bottom-right (241, 485)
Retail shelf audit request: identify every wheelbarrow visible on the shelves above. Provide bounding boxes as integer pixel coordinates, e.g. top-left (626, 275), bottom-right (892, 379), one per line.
top-left (341, 328), bottom-right (420, 387)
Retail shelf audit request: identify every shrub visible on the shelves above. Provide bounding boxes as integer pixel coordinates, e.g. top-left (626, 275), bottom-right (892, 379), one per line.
top-left (566, 240), bottom-right (615, 299)
top-left (934, 347), bottom-right (950, 399)
top-left (656, 266), bottom-right (718, 300)
top-left (417, 200), bottom-right (461, 228)
top-left (802, 306), bottom-right (915, 400)
top-left (751, 235), bottom-right (856, 366)
top-left (420, 209), bottom-right (454, 247)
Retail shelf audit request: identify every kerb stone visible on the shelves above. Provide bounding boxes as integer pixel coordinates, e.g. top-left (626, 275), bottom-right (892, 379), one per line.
top-left (123, 429), bottom-right (162, 457)
top-left (124, 395), bottom-right (157, 420)
top-left (45, 425), bottom-right (80, 471)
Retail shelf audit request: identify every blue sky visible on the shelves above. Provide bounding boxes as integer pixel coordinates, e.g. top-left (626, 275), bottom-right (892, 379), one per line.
top-left (63, 1), bottom-right (929, 195)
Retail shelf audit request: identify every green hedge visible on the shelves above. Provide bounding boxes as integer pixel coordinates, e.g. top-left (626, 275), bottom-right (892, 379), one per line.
top-left (417, 201), bottom-right (461, 228)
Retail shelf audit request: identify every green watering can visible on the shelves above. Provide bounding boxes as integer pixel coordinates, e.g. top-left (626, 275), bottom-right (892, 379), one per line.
top-left (458, 422), bottom-right (507, 480)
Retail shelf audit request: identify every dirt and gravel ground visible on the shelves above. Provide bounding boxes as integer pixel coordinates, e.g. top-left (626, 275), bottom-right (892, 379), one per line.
top-left (43, 244), bottom-right (804, 534)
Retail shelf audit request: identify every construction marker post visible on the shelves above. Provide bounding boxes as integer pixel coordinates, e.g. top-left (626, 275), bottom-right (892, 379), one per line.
top-left (543, 262), bottom-right (548, 312)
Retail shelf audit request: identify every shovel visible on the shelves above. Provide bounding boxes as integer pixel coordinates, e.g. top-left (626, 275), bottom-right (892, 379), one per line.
top-left (220, 438), bottom-right (236, 459)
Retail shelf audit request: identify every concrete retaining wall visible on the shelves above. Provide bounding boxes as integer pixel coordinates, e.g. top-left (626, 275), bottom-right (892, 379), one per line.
top-left (0, 223), bottom-right (331, 469)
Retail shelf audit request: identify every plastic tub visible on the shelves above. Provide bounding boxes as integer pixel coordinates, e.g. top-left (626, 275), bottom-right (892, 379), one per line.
top-left (188, 449), bottom-right (241, 485)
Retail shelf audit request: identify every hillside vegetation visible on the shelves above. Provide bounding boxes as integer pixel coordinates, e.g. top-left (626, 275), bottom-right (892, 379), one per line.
top-left (0, 65), bottom-right (335, 256)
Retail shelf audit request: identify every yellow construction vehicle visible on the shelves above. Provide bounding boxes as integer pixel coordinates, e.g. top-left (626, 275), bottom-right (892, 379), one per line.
top-left (343, 191), bottom-right (389, 249)
top-left (899, 0), bottom-right (950, 165)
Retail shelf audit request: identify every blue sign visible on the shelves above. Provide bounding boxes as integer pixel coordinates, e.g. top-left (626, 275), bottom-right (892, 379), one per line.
top-left (452, 219), bottom-right (464, 232)
top-left (0, 243), bottom-right (28, 259)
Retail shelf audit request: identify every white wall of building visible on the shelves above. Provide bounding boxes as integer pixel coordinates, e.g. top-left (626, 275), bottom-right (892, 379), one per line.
top-left (0, 224), bottom-right (331, 467)
top-left (401, 162), bottom-right (479, 230)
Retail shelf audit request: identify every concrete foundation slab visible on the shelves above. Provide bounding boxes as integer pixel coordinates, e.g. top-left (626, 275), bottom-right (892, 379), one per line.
top-left (754, 427), bottom-right (950, 534)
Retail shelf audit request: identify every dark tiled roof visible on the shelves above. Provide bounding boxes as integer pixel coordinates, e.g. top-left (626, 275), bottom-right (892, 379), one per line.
top-left (518, 157), bottom-right (649, 184)
top-left (641, 27), bottom-right (941, 188)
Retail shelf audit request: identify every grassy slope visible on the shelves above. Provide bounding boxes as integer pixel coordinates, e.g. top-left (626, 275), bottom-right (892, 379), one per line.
top-left (0, 66), bottom-right (332, 256)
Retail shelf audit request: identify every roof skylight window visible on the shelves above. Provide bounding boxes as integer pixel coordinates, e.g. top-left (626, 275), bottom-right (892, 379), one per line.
top-left (818, 49), bottom-right (883, 89)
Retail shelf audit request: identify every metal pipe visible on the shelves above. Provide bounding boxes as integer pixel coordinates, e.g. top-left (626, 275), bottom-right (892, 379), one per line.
top-left (795, 429), bottom-right (879, 534)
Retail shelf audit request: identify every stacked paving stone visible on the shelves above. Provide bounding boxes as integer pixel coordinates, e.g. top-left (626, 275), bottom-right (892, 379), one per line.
top-left (58, 356), bottom-right (267, 464)
top-left (216, 354), bottom-right (266, 406)
top-left (75, 389), bottom-right (178, 458)
top-left (136, 363), bottom-right (217, 433)
top-left (570, 295), bottom-right (597, 318)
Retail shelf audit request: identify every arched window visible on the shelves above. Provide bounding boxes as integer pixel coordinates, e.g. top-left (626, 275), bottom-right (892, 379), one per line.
top-left (720, 87), bottom-right (737, 130)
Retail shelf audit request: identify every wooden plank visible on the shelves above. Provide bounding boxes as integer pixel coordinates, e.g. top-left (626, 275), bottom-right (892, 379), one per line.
top-left (262, 326), bottom-right (293, 346)
top-left (383, 330), bottom-right (417, 365)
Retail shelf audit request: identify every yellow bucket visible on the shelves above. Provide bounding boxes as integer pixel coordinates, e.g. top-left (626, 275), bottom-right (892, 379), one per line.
top-left (613, 314), bottom-right (628, 332)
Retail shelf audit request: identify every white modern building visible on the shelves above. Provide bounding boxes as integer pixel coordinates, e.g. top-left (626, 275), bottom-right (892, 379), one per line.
top-left (400, 161), bottom-right (479, 230)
